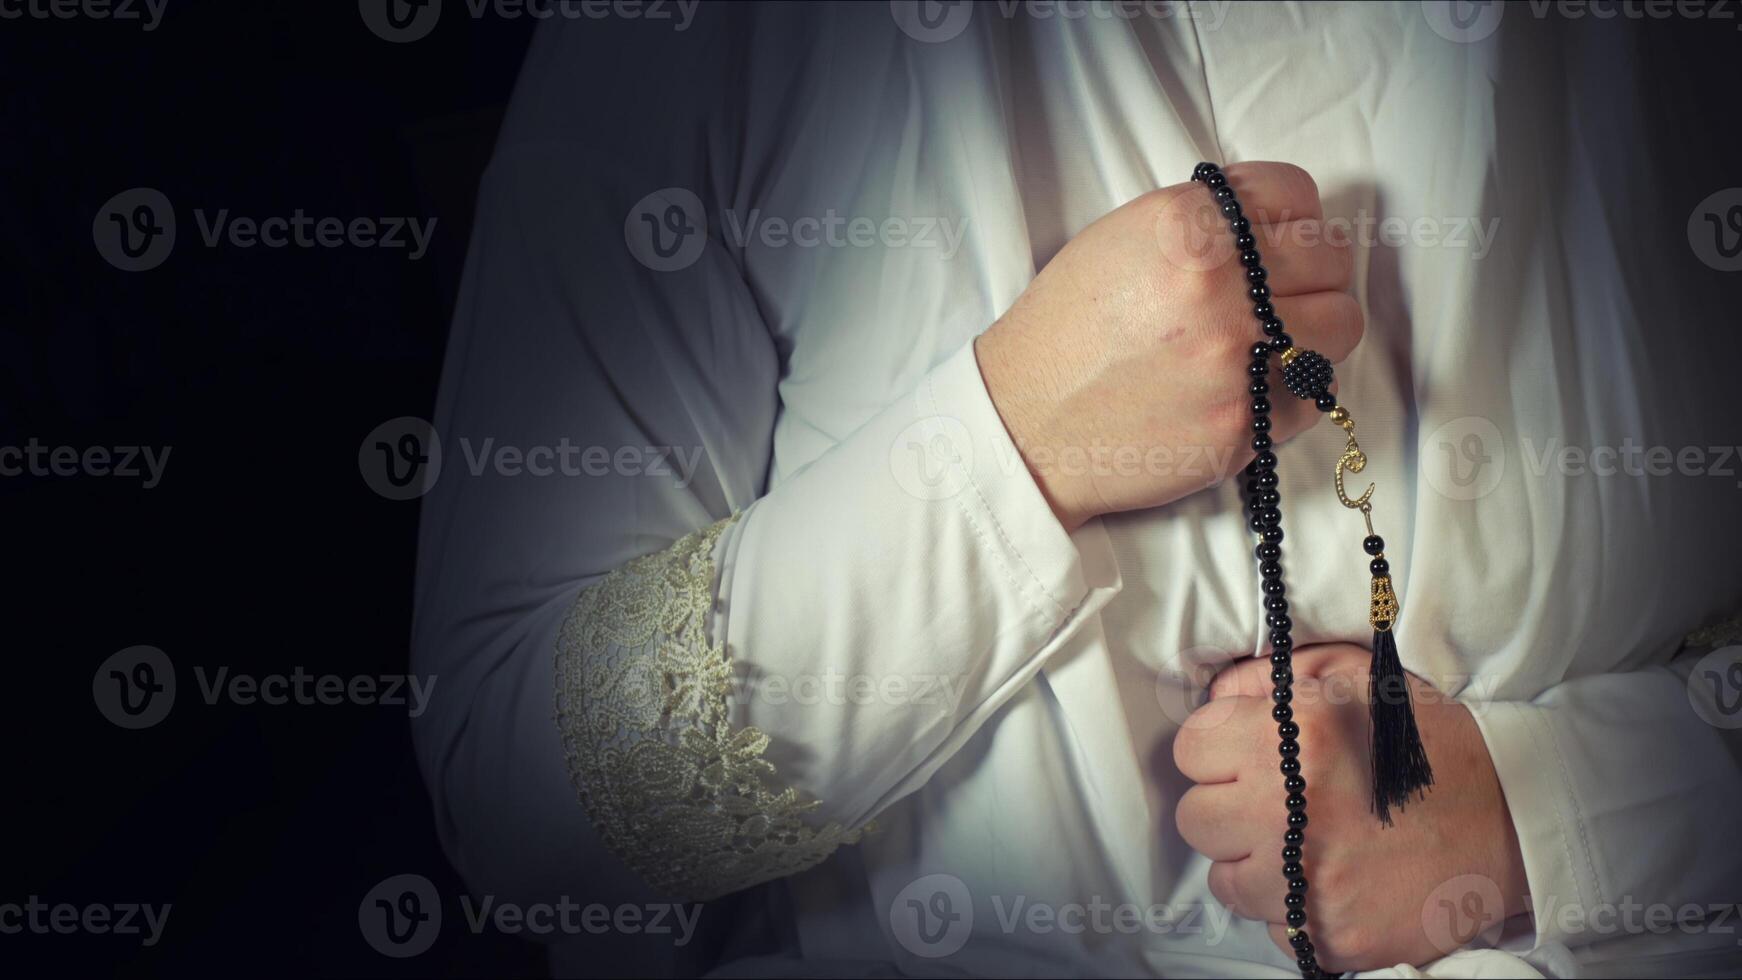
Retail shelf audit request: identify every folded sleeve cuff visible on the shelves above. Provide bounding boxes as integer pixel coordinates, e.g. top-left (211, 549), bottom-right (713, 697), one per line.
top-left (1468, 700), bottom-right (1592, 951)
top-left (720, 337), bottom-right (1122, 829)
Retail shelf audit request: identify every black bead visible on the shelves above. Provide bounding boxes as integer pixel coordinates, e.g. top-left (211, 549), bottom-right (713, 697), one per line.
top-left (1289, 929), bottom-right (1310, 949)
top-left (1236, 233), bottom-right (1256, 250)
top-left (1254, 450), bottom-right (1277, 469)
top-left (1370, 557), bottom-right (1390, 576)
top-left (1283, 860), bottom-right (1304, 877)
top-left (1256, 542), bottom-right (1280, 560)
top-left (1259, 560), bottom-right (1282, 579)
top-left (1284, 826), bottom-right (1303, 843)
top-left (1285, 892), bottom-right (1306, 909)
top-left (1246, 267), bottom-right (1268, 285)
top-left (1257, 507), bottom-right (1280, 528)
top-left (1264, 596), bottom-right (1288, 613)
top-left (1261, 526), bottom-right (1284, 543)
top-left (1251, 341), bottom-right (1273, 359)
top-left (1269, 632), bottom-right (1292, 651)
top-left (1281, 349), bottom-right (1335, 400)
top-left (1269, 655), bottom-right (1291, 672)
top-left (1221, 201), bottom-right (1242, 219)
top-left (1287, 909), bottom-right (1306, 927)
top-left (1282, 845), bottom-right (1302, 862)
top-left (1285, 793), bottom-right (1307, 812)
top-left (1240, 249), bottom-right (1262, 267)
top-left (1254, 470), bottom-right (1277, 489)
top-left (1287, 810), bottom-right (1308, 828)
top-left (1315, 392), bottom-right (1338, 412)
top-left (1279, 739), bottom-right (1299, 757)
top-left (1249, 284), bottom-right (1271, 302)
top-left (1278, 721), bottom-right (1299, 739)
top-left (1262, 578), bottom-right (1286, 597)
top-left (1252, 302), bottom-right (1274, 319)
top-left (1256, 489), bottom-right (1280, 508)
top-left (1284, 775), bottom-right (1305, 793)
top-left (1231, 217), bottom-right (1250, 233)
top-left (1261, 317), bottom-right (1285, 336)
top-left (1363, 534), bottom-right (1385, 555)
top-left (1266, 612), bottom-right (1292, 631)
top-left (1290, 878), bottom-right (1309, 894)
top-left (1251, 414), bottom-right (1271, 433)
top-left (1215, 186), bottom-right (1236, 201)
top-left (1272, 706), bottom-right (1294, 725)
top-left (1271, 667), bottom-right (1292, 686)
top-left (1250, 379), bottom-right (1270, 396)
top-left (1205, 172), bottom-right (1226, 188)
top-left (1248, 360), bottom-right (1270, 378)
top-left (1273, 687), bottom-right (1293, 705)
top-left (1252, 396), bottom-right (1271, 414)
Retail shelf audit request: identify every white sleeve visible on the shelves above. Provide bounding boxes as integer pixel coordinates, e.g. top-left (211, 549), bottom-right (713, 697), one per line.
top-left (1470, 649), bottom-right (1742, 954)
top-left (409, 15), bottom-right (1120, 912)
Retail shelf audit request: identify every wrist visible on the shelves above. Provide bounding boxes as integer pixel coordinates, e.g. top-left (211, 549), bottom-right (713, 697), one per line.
top-left (972, 329), bottom-right (1096, 531)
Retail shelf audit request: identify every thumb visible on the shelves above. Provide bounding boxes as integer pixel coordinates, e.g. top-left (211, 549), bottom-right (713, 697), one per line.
top-left (1206, 654), bottom-right (1275, 701)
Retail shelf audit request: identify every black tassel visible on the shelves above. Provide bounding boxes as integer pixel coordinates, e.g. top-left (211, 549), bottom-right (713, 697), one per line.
top-left (1368, 591), bottom-right (1433, 825)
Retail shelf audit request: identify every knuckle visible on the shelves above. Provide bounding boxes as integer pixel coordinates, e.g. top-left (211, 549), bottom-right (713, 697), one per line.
top-left (1174, 786), bottom-right (1208, 844)
top-left (1325, 235), bottom-right (1356, 287)
top-left (1207, 861), bottom-right (1241, 911)
top-left (1337, 292), bottom-right (1365, 345)
top-left (1172, 725), bottom-right (1203, 775)
top-left (1276, 162), bottom-right (1321, 211)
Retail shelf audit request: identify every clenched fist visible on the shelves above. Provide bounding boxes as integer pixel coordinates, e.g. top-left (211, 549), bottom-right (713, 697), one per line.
top-left (975, 162), bottom-right (1361, 530)
top-left (1174, 644), bottom-right (1530, 973)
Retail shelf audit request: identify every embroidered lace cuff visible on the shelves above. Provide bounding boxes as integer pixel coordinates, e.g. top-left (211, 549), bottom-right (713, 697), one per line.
top-left (554, 515), bottom-right (862, 901)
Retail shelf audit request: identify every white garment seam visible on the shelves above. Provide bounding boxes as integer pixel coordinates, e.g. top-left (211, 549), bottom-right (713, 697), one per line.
top-left (925, 365), bottom-right (1069, 625)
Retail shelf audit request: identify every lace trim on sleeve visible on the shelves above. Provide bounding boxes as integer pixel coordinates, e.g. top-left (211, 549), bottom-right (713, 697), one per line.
top-left (554, 515), bottom-right (862, 901)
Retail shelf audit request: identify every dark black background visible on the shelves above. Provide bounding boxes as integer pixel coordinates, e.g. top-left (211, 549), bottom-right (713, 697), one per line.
top-left (5, 1), bottom-right (1742, 977)
top-left (4, 1), bottom-right (541, 975)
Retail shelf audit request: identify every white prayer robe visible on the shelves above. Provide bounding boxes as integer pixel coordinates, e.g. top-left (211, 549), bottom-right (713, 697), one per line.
top-left (411, 3), bottom-right (1742, 976)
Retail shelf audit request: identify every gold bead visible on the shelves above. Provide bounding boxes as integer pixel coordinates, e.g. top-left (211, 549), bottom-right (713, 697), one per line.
top-left (1329, 406), bottom-right (1349, 425)
top-left (1279, 347), bottom-right (1301, 366)
top-left (1287, 927), bottom-right (1300, 938)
